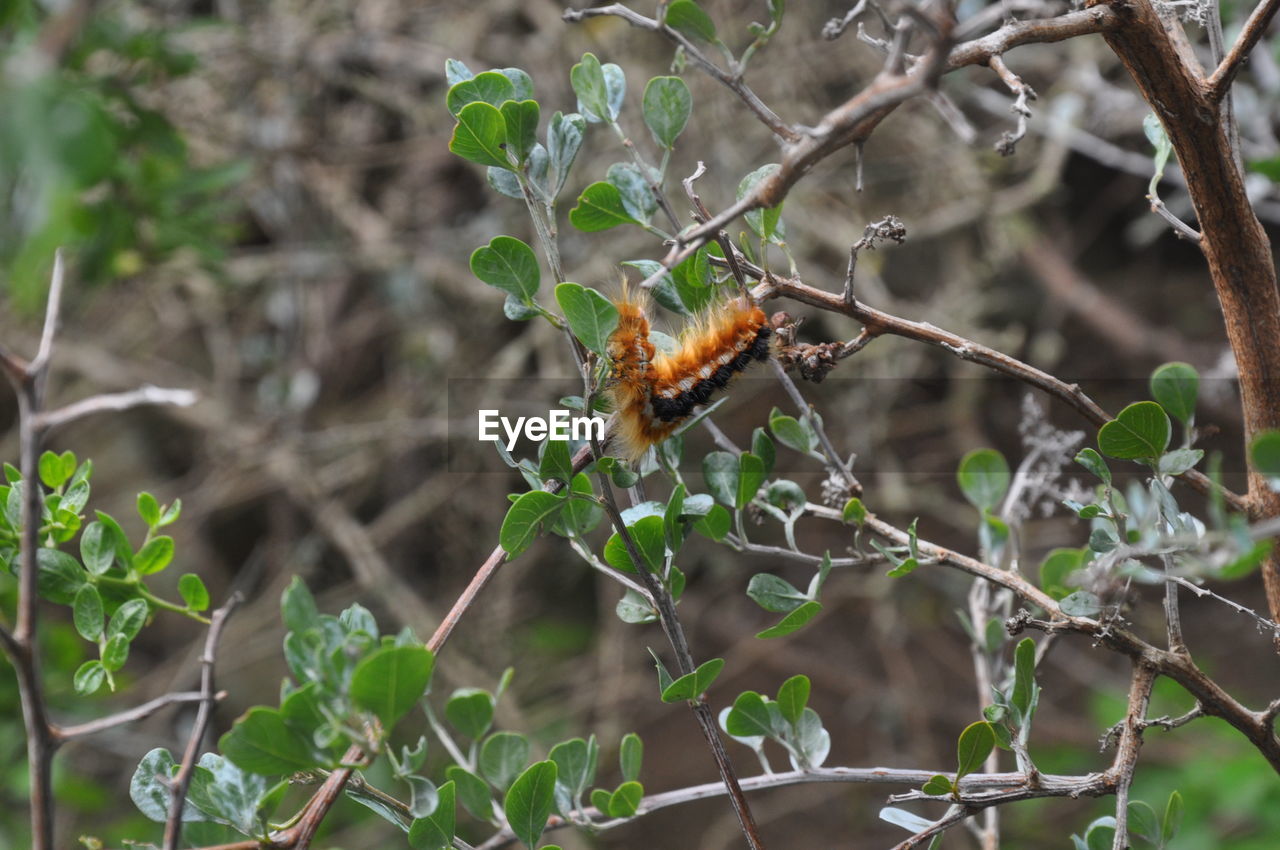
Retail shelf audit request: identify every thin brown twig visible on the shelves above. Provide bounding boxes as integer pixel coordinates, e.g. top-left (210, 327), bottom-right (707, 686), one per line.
top-left (587, 444), bottom-right (767, 849)
top-left (1108, 663), bottom-right (1156, 850)
top-left (988, 55), bottom-right (1036, 156)
top-left (615, 6), bottom-right (1117, 294)
top-left (57, 691), bottom-right (214, 741)
top-left (561, 4), bottom-right (798, 142)
top-left (3, 251), bottom-right (68, 849)
top-left (36, 385), bottom-right (199, 432)
top-left (753, 271), bottom-right (1248, 513)
top-left (1206, 0), bottom-right (1280, 102)
top-left (164, 593), bottom-right (244, 850)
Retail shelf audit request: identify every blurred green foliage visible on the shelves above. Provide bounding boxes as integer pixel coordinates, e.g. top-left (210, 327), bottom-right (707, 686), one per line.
top-left (0, 0), bottom-right (244, 307)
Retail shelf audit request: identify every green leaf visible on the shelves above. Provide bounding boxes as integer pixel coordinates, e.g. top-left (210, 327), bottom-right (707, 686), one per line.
top-left (880, 806), bottom-right (937, 833)
top-left (39, 451), bottom-right (71, 489)
top-left (777, 675), bottom-right (810, 727)
top-left (73, 584), bottom-right (105, 641)
top-left (1086, 817), bottom-right (1117, 850)
top-left (1010, 638), bottom-right (1037, 720)
top-left (667, 0), bottom-right (718, 43)
top-left (607, 780), bottom-right (643, 817)
top-left (555, 282), bottom-right (619, 357)
top-left (547, 112), bottom-right (586, 198)
top-left (1159, 448), bottom-right (1204, 475)
top-left (738, 164), bottom-right (783, 241)
top-left (769, 408), bottom-right (812, 453)
top-left (1098, 401), bottom-right (1171, 461)
top-left (80, 522), bottom-right (114, 575)
top-left (703, 452), bottom-right (740, 507)
top-left (1144, 111), bottom-right (1173, 195)
top-left (446, 71), bottom-right (516, 116)
top-left (1060, 590), bottom-right (1102, 617)
top-left (95, 511), bottom-right (134, 568)
top-left (842, 497), bottom-right (867, 526)
top-left (1221, 539), bottom-right (1273, 579)
top-left (550, 474), bottom-right (602, 538)
top-left (36, 548), bottom-right (87, 604)
top-left (725, 691), bottom-right (774, 737)
top-left (1127, 800), bottom-right (1160, 846)
top-left (130, 748), bottom-right (199, 823)
top-left (504, 760), bottom-right (557, 848)
top-left (1073, 448), bottom-right (1111, 486)
top-left (219, 707), bottom-right (326, 775)
top-left (137, 492), bottom-right (161, 527)
top-left (642, 76), bottom-right (692, 148)
top-left (481, 731), bottom-right (531, 792)
top-left (501, 100), bottom-right (540, 165)
top-left (604, 515), bottom-right (666, 573)
top-left (957, 449), bottom-right (1010, 512)
top-left (607, 162), bottom-right (657, 223)
top-left (1039, 548), bottom-right (1086, 600)
top-left (736, 452), bottom-right (765, 509)
top-left (757, 600), bottom-right (822, 638)
top-left (1150, 362), bottom-right (1199, 425)
top-left (746, 573), bottom-right (807, 613)
top-left (955, 721), bottom-right (995, 779)
top-left (498, 67), bottom-right (534, 100)
top-left (660, 657), bottom-right (724, 702)
top-left (1163, 789), bottom-right (1184, 845)
top-left (178, 573), bottom-right (210, 611)
top-left (590, 788), bottom-right (612, 815)
top-left (672, 247), bottom-right (714, 313)
top-left (885, 555), bottom-right (920, 579)
top-left (693, 504), bottom-right (731, 540)
top-left (101, 633), bottom-right (130, 672)
top-left (1089, 524), bottom-right (1119, 553)
top-left (445, 766), bottom-right (493, 821)
top-left (649, 648), bottom-right (675, 695)
top-left (158, 499), bottom-right (182, 527)
top-left (108, 598), bottom-right (150, 642)
top-left (351, 645), bottom-right (436, 729)
top-left (549, 738), bottom-right (593, 799)
top-left (619, 732), bottom-right (643, 783)
top-left (281, 577), bottom-right (320, 635)
top-left (657, 486), bottom-right (686, 557)
top-left (445, 688), bottom-right (495, 740)
top-left (134, 536), bottom-right (175, 575)
top-left (569, 181), bottom-right (639, 232)
top-left (409, 780), bottom-right (456, 850)
top-left (450, 101), bottom-right (510, 169)
top-left (471, 236), bottom-right (540, 301)
top-left (921, 774), bottom-right (955, 796)
top-left (500, 490), bottom-right (565, 557)
top-left (74, 659), bottom-right (106, 695)
top-left (767, 480), bottom-right (807, 512)
top-left (751, 428), bottom-right (776, 476)
top-left (1251, 431), bottom-right (1280, 489)
top-left (570, 53), bottom-right (611, 123)
top-left (538, 438), bottom-right (574, 487)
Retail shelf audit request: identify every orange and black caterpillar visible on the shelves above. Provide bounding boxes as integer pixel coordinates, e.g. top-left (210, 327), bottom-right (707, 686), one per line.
top-left (606, 291), bottom-right (774, 461)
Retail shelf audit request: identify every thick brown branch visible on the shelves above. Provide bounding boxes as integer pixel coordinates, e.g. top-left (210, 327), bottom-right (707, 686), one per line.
top-left (1092, 0), bottom-right (1280, 634)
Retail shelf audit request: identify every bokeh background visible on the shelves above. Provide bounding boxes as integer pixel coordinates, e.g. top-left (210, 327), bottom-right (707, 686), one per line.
top-left (3, 0), bottom-right (1280, 847)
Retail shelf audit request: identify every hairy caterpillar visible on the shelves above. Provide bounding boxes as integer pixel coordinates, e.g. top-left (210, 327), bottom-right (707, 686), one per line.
top-left (606, 291), bottom-right (774, 462)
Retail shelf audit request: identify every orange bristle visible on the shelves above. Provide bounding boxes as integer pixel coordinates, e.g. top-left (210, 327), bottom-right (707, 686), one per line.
top-left (605, 293), bottom-right (774, 463)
